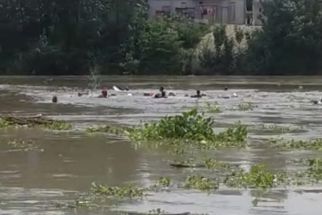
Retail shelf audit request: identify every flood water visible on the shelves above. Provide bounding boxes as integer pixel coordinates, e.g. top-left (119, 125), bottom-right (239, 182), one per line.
top-left (1, 76), bottom-right (322, 215)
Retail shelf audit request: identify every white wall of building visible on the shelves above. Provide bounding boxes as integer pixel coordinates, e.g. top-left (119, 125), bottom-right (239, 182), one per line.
top-left (148, 0), bottom-right (196, 16)
top-left (148, 0), bottom-right (264, 25)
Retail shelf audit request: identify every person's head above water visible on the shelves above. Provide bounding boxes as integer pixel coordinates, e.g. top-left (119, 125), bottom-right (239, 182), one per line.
top-left (159, 86), bottom-right (164, 92)
top-left (101, 87), bottom-right (108, 98)
top-left (52, 95), bottom-right (58, 103)
top-left (196, 90), bottom-right (201, 96)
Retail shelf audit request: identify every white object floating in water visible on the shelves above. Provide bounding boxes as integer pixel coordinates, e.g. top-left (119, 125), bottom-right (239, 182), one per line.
top-left (232, 93), bottom-right (238, 98)
top-left (113, 86), bottom-right (122, 92)
top-left (312, 99), bottom-right (322, 105)
top-left (127, 93), bottom-right (133, 96)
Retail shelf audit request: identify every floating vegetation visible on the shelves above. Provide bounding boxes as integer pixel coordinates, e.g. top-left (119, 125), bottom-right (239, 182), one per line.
top-left (306, 159), bottom-right (322, 181)
top-left (147, 208), bottom-right (166, 215)
top-left (90, 182), bottom-right (145, 199)
top-left (255, 124), bottom-right (304, 134)
top-left (121, 209), bottom-right (191, 215)
top-left (86, 125), bottom-right (129, 136)
top-left (238, 102), bottom-right (256, 111)
top-left (205, 102), bottom-right (221, 113)
top-left (270, 138), bottom-right (322, 151)
top-left (0, 116), bottom-right (72, 130)
top-left (184, 175), bottom-right (219, 191)
top-left (224, 164), bottom-right (286, 189)
top-left (128, 109), bottom-right (247, 149)
top-left (7, 139), bottom-right (42, 152)
top-left (204, 158), bottom-right (236, 170)
top-left (155, 177), bottom-right (171, 187)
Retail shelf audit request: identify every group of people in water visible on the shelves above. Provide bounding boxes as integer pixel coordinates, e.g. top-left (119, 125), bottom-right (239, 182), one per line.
top-left (50, 85), bottom-right (322, 105)
top-left (52, 86), bottom-right (210, 103)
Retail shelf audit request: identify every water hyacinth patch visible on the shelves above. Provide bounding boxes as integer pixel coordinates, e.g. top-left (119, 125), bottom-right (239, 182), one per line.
top-left (0, 118), bottom-right (10, 128)
top-left (270, 138), bottom-right (322, 151)
top-left (205, 102), bottom-right (221, 113)
top-left (238, 102), bottom-right (256, 111)
top-left (155, 177), bottom-right (171, 187)
top-left (184, 175), bottom-right (219, 191)
top-left (6, 139), bottom-right (42, 152)
top-left (224, 164), bottom-right (286, 189)
top-left (0, 116), bottom-right (72, 130)
top-left (204, 158), bottom-right (236, 170)
top-left (86, 125), bottom-right (129, 136)
top-left (42, 120), bottom-right (72, 130)
top-left (90, 182), bottom-right (145, 199)
top-left (306, 159), bottom-right (322, 181)
top-left (255, 124), bottom-right (304, 134)
top-left (128, 109), bottom-right (247, 149)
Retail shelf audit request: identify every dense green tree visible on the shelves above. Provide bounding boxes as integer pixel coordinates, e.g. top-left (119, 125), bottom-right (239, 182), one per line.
top-left (246, 0), bottom-right (322, 74)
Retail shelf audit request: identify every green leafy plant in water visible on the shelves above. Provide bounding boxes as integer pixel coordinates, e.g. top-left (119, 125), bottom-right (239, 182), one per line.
top-left (238, 102), bottom-right (255, 111)
top-left (0, 119), bottom-right (10, 128)
top-left (270, 138), bottom-right (322, 151)
top-left (258, 124), bottom-right (303, 134)
top-left (86, 125), bottom-right (129, 136)
top-left (206, 102), bottom-right (221, 113)
top-left (147, 208), bottom-right (166, 215)
top-left (129, 109), bottom-right (214, 142)
top-left (155, 177), bottom-right (171, 187)
top-left (128, 109), bottom-right (247, 149)
top-left (184, 175), bottom-right (218, 191)
top-left (224, 164), bottom-right (286, 189)
top-left (0, 116), bottom-right (72, 130)
top-left (307, 159), bottom-right (322, 181)
top-left (7, 139), bottom-right (42, 152)
top-left (42, 121), bottom-right (72, 130)
top-left (204, 158), bottom-right (234, 170)
top-left (90, 182), bottom-right (145, 199)
top-left (214, 122), bottom-right (248, 144)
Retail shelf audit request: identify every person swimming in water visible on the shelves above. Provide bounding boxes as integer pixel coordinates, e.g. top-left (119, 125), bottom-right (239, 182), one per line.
top-left (154, 87), bottom-right (167, 98)
top-left (52, 95), bottom-right (58, 103)
top-left (191, 90), bottom-right (206, 98)
top-left (98, 88), bottom-right (108, 98)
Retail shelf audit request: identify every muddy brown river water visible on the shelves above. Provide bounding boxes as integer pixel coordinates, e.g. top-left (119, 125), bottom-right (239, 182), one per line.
top-left (1, 76), bottom-right (322, 215)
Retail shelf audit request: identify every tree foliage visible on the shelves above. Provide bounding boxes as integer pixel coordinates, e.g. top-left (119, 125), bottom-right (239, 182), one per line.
top-left (245, 0), bottom-right (322, 74)
top-left (0, 0), bottom-right (321, 75)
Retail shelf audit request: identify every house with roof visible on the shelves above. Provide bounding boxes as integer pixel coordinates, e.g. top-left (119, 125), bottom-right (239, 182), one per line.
top-left (148, 0), bottom-right (265, 25)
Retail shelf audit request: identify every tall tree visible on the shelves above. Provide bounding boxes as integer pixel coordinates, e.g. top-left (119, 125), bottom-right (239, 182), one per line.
top-left (246, 0), bottom-right (322, 74)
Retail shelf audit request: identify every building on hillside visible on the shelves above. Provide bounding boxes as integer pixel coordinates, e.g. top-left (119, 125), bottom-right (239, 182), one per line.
top-left (148, 0), bottom-right (265, 26)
